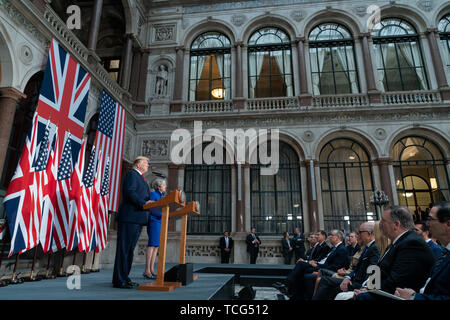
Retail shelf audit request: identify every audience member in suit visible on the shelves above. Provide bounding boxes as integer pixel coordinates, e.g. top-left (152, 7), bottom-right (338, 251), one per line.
top-left (346, 232), bottom-right (360, 263)
top-left (282, 231), bottom-right (294, 264)
top-left (143, 178), bottom-right (167, 279)
top-left (395, 202), bottom-right (450, 300)
top-left (304, 232), bottom-right (318, 261)
top-left (276, 230), bottom-right (349, 300)
top-left (313, 222), bottom-right (380, 300)
top-left (219, 231), bottom-right (234, 263)
top-left (112, 156), bottom-right (152, 289)
top-left (303, 230), bottom-right (331, 262)
top-left (414, 220), bottom-right (443, 259)
top-left (246, 227), bottom-right (261, 264)
top-left (354, 206), bottom-right (436, 300)
top-left (292, 227), bottom-right (306, 261)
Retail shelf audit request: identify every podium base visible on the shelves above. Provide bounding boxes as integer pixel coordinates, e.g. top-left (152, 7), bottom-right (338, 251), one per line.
top-left (138, 281), bottom-right (182, 292)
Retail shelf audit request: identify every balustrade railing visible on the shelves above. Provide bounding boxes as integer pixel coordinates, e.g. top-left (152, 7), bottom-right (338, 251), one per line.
top-left (312, 94), bottom-right (369, 108)
top-left (381, 91), bottom-right (442, 105)
top-left (246, 97), bottom-right (299, 111)
top-left (183, 100), bottom-right (234, 113)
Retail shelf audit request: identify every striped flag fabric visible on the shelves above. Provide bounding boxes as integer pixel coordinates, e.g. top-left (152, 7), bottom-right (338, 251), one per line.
top-left (0, 223), bottom-right (7, 241)
top-left (95, 157), bottom-right (110, 252)
top-left (39, 126), bottom-right (59, 253)
top-left (95, 90), bottom-right (126, 214)
top-left (67, 139), bottom-right (86, 252)
top-left (80, 146), bottom-right (96, 252)
top-left (52, 134), bottom-right (73, 251)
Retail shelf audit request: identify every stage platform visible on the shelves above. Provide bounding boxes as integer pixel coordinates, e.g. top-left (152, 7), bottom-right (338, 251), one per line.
top-left (0, 263), bottom-right (293, 300)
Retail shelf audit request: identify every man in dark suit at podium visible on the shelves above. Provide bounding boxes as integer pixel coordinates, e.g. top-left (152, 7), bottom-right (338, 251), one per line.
top-left (219, 231), bottom-right (234, 263)
top-left (112, 156), bottom-right (152, 289)
top-left (246, 227), bottom-right (261, 264)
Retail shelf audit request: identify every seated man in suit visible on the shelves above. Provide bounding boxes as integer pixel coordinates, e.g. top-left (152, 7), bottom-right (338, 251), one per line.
top-left (346, 232), bottom-right (360, 265)
top-left (395, 202), bottom-right (450, 300)
top-left (313, 222), bottom-right (379, 300)
top-left (354, 205), bottom-right (435, 300)
top-left (275, 230), bottom-right (348, 300)
top-left (414, 220), bottom-right (443, 259)
top-left (304, 232), bottom-right (318, 261)
top-left (112, 156), bottom-right (152, 289)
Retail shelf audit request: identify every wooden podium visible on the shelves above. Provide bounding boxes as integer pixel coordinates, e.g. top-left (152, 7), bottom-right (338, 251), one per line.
top-left (138, 190), bottom-right (200, 291)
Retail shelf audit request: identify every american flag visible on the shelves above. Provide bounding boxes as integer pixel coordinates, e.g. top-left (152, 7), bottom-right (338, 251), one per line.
top-left (40, 128), bottom-right (59, 252)
top-left (80, 146), bottom-right (96, 252)
top-left (51, 134), bottom-right (73, 251)
top-left (95, 90), bottom-right (126, 213)
top-left (95, 157), bottom-right (110, 252)
top-left (67, 139), bottom-right (86, 252)
top-left (4, 39), bottom-right (90, 256)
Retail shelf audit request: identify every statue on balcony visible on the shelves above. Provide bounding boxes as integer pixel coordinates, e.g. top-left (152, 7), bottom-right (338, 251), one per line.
top-left (155, 64), bottom-right (168, 97)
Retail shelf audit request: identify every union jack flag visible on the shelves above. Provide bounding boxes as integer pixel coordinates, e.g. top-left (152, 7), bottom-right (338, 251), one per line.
top-left (3, 39), bottom-right (90, 256)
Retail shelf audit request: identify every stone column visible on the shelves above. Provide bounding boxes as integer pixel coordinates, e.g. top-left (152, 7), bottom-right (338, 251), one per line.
top-left (360, 33), bottom-right (381, 103)
top-left (376, 158), bottom-right (394, 206)
top-left (0, 87), bottom-right (26, 177)
top-left (170, 46), bottom-right (185, 112)
top-left (235, 162), bottom-right (246, 233)
top-left (426, 29), bottom-right (450, 99)
top-left (296, 37), bottom-right (312, 106)
top-left (233, 42), bottom-right (245, 109)
top-left (120, 34), bottom-right (134, 91)
top-left (137, 49), bottom-right (150, 102)
top-left (304, 160), bottom-right (320, 231)
top-left (129, 49), bottom-right (142, 100)
top-left (87, 0), bottom-right (104, 51)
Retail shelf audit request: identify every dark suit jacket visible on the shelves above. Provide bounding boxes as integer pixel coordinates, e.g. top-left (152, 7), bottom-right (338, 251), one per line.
top-left (377, 230), bottom-right (435, 294)
top-left (414, 250), bottom-right (450, 300)
top-left (349, 241), bottom-right (380, 285)
top-left (116, 170), bottom-right (151, 225)
top-left (219, 236), bottom-right (234, 251)
top-left (427, 240), bottom-right (444, 260)
top-left (282, 238), bottom-right (293, 257)
top-left (313, 242), bottom-right (331, 262)
top-left (318, 243), bottom-right (349, 272)
top-left (246, 233), bottom-right (261, 252)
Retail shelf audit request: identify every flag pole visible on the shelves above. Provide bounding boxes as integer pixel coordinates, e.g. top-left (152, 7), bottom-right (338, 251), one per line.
top-left (57, 248), bottom-right (67, 277)
top-left (0, 234), bottom-right (9, 287)
top-left (10, 253), bottom-right (23, 284)
top-left (81, 251), bottom-right (90, 274)
top-left (90, 251), bottom-right (99, 272)
top-left (22, 246), bottom-right (41, 281)
top-left (44, 252), bottom-right (56, 279)
top-left (71, 250), bottom-right (77, 274)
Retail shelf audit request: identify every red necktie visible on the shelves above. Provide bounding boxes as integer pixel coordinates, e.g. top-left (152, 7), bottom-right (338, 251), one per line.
top-left (141, 174), bottom-right (146, 181)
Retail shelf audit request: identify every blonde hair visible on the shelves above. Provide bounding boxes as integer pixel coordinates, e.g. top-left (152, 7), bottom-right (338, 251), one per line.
top-left (133, 156), bottom-right (149, 167)
top-left (374, 220), bottom-right (391, 256)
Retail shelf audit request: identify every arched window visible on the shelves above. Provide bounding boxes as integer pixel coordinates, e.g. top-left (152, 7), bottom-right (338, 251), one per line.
top-left (438, 14), bottom-right (450, 84)
top-left (308, 23), bottom-right (360, 95)
top-left (189, 32), bottom-right (231, 101)
top-left (320, 139), bottom-right (375, 232)
top-left (184, 144), bottom-right (232, 234)
top-left (250, 142), bottom-right (303, 235)
top-left (372, 18), bottom-right (429, 91)
top-left (393, 136), bottom-right (450, 220)
top-left (248, 27), bottom-right (294, 98)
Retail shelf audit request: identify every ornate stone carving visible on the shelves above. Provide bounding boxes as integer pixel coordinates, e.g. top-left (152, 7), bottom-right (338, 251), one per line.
top-left (231, 14), bottom-right (246, 27)
top-left (290, 10), bottom-right (305, 22)
top-left (258, 245), bottom-right (283, 258)
top-left (353, 5), bottom-right (368, 17)
top-left (186, 245), bottom-right (220, 257)
top-left (302, 130), bottom-right (314, 142)
top-left (18, 44), bottom-right (33, 65)
top-left (417, 0), bottom-right (434, 12)
top-left (142, 138), bottom-right (170, 160)
top-left (153, 24), bottom-right (176, 43)
top-left (374, 128), bottom-right (387, 141)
